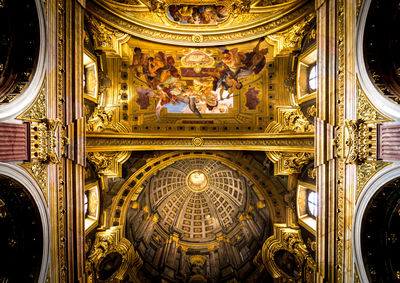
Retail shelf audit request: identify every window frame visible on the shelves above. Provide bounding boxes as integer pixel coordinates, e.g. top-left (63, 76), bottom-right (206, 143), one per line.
top-left (84, 181), bottom-right (100, 234)
top-left (296, 181), bottom-right (317, 235)
top-left (296, 46), bottom-right (317, 104)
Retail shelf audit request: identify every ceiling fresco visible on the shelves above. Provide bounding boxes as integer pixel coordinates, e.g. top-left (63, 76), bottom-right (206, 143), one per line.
top-left (128, 37), bottom-right (271, 122)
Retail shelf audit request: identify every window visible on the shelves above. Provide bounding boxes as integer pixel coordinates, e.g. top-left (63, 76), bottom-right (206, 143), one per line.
top-left (84, 192), bottom-right (88, 217)
top-left (308, 65), bottom-right (317, 91)
top-left (84, 182), bottom-right (100, 234)
top-left (307, 190), bottom-right (318, 218)
top-left (296, 181), bottom-right (316, 234)
top-left (83, 51), bottom-right (98, 102)
top-left (297, 47), bottom-right (317, 103)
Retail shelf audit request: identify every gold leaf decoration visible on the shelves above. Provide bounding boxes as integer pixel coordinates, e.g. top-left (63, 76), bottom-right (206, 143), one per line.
top-left (19, 162), bottom-right (48, 204)
top-left (16, 77), bottom-right (47, 122)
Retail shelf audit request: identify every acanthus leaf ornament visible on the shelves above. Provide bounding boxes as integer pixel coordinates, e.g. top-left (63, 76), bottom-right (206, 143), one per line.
top-left (87, 107), bottom-right (113, 132)
top-left (257, 224), bottom-right (316, 280)
top-left (88, 227), bottom-right (143, 282)
top-left (87, 151), bottom-right (131, 178)
top-left (265, 151), bottom-right (313, 175)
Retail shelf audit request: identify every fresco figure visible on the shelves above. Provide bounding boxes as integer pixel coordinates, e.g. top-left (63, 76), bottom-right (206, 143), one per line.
top-left (234, 37), bottom-right (268, 78)
top-left (167, 5), bottom-right (228, 25)
top-left (129, 47), bottom-right (149, 77)
top-left (132, 38), bottom-right (267, 118)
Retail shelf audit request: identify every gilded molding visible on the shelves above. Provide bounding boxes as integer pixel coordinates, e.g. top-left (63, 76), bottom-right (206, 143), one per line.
top-left (86, 135), bottom-right (314, 152)
top-left (19, 162), bottom-right (48, 204)
top-left (88, 226), bottom-right (142, 282)
top-left (266, 151), bottom-right (313, 175)
top-left (87, 0), bottom-right (314, 46)
top-left (30, 119), bottom-right (61, 164)
top-left (356, 161), bottom-right (391, 202)
top-left (16, 77), bottom-right (47, 122)
top-left (258, 224), bottom-right (316, 280)
top-left (87, 151), bottom-right (131, 178)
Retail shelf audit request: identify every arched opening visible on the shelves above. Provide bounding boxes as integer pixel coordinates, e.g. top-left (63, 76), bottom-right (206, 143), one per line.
top-left (0, 174), bottom-right (43, 282)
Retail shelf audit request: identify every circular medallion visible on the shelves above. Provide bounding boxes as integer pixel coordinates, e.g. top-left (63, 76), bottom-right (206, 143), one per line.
top-left (186, 170), bottom-right (209, 193)
top-left (192, 137), bottom-right (204, 147)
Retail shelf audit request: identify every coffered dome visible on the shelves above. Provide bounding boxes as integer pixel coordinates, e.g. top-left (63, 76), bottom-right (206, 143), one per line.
top-left (148, 158), bottom-right (248, 242)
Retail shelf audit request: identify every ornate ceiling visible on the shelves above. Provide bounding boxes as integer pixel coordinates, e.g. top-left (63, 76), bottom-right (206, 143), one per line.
top-left (87, 0), bottom-right (314, 46)
top-left (82, 0), bottom-right (317, 281)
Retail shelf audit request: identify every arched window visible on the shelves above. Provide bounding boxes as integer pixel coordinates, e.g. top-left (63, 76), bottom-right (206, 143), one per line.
top-left (308, 65), bottom-right (317, 91)
top-left (296, 181), bottom-right (317, 234)
top-left (307, 190), bottom-right (318, 218)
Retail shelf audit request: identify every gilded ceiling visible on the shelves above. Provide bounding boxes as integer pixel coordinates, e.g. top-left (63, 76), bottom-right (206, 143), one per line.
top-left (82, 0), bottom-right (317, 281)
top-left (84, 0), bottom-right (315, 136)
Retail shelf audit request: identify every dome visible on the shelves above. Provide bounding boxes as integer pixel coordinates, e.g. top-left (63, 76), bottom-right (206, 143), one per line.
top-left (125, 155), bottom-right (272, 281)
top-left (148, 158), bottom-right (248, 242)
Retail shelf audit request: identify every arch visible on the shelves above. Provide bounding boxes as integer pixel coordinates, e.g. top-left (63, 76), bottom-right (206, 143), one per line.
top-left (353, 162), bottom-right (400, 282)
top-left (109, 151), bottom-right (286, 233)
top-left (0, 0), bottom-right (47, 121)
top-left (0, 162), bottom-right (50, 283)
top-left (355, 0), bottom-right (400, 121)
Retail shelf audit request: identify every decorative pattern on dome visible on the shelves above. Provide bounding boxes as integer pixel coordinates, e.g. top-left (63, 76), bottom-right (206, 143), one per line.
top-left (148, 158), bottom-right (248, 241)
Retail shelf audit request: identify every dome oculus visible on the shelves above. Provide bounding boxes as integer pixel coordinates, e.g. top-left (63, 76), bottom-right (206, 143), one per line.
top-left (187, 170), bottom-right (209, 192)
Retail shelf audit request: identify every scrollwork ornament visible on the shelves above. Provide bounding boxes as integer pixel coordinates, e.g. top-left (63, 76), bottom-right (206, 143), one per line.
top-left (87, 151), bottom-right (131, 178)
top-left (261, 224), bottom-right (315, 280)
top-left (87, 107), bottom-right (113, 132)
top-left (356, 161), bottom-right (390, 201)
top-left (16, 77), bottom-right (47, 122)
top-left (87, 152), bottom-right (113, 172)
top-left (19, 162), bottom-right (48, 203)
top-left (357, 83), bottom-right (390, 122)
top-left (282, 152), bottom-right (312, 173)
top-left (270, 107), bottom-right (314, 134)
top-left (88, 227), bottom-right (143, 282)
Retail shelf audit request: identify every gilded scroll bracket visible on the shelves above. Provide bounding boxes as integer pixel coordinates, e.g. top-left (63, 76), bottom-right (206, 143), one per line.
top-left (254, 224), bottom-right (316, 280)
top-left (87, 226), bottom-right (143, 282)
